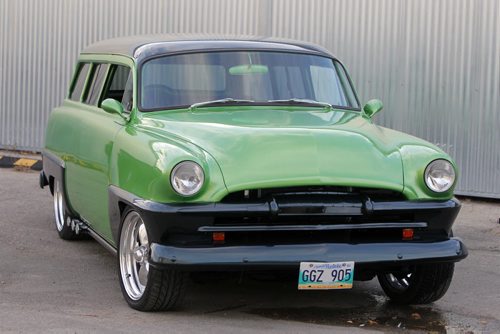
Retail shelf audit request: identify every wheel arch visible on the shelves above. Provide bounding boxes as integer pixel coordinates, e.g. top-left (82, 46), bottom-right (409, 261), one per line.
top-left (108, 185), bottom-right (141, 244)
top-left (42, 150), bottom-right (78, 217)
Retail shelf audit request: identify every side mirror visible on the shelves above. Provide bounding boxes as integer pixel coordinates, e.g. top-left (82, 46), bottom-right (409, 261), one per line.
top-left (101, 98), bottom-right (126, 120)
top-left (363, 99), bottom-right (383, 118)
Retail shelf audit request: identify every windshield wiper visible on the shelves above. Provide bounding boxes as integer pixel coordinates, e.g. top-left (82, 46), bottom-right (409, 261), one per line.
top-left (266, 98), bottom-right (332, 109)
top-left (189, 98), bottom-right (255, 110)
top-left (189, 97), bottom-right (333, 110)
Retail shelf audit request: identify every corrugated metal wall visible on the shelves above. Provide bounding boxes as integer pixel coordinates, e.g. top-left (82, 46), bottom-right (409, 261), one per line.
top-left (1, 0), bottom-right (499, 198)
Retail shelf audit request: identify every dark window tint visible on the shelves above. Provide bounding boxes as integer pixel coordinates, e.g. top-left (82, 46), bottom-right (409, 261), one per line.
top-left (85, 63), bottom-right (110, 105)
top-left (102, 65), bottom-right (133, 111)
top-left (69, 63), bottom-right (90, 101)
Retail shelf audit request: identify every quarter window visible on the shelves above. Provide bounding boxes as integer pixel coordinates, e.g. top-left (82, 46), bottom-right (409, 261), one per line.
top-left (102, 65), bottom-right (133, 111)
top-left (85, 63), bottom-right (110, 106)
top-left (69, 63), bottom-right (90, 101)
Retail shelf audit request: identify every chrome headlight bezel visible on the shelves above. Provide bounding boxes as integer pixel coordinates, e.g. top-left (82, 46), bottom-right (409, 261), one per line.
top-left (424, 159), bottom-right (456, 193)
top-left (170, 161), bottom-right (205, 196)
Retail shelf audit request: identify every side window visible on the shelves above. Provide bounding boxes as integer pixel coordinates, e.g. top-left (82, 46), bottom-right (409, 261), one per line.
top-left (85, 63), bottom-right (110, 106)
top-left (102, 65), bottom-right (133, 111)
top-left (69, 63), bottom-right (91, 101)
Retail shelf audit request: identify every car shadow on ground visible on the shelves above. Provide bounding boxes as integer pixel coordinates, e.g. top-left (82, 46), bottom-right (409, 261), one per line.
top-left (183, 271), bottom-right (451, 333)
top-left (59, 234), bottom-right (490, 333)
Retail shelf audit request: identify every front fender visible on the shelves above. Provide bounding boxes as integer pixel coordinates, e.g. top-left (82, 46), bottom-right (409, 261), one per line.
top-left (400, 144), bottom-right (457, 200)
top-left (109, 124), bottom-right (228, 204)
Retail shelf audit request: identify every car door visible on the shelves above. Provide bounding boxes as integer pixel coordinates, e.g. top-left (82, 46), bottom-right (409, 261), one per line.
top-left (65, 61), bottom-right (134, 244)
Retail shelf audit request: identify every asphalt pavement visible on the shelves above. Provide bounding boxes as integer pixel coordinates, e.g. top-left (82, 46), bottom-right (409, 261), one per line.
top-left (1, 168), bottom-right (499, 333)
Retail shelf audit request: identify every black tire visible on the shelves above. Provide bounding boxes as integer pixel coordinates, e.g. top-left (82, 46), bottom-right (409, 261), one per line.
top-left (117, 208), bottom-right (186, 312)
top-left (378, 263), bottom-right (455, 304)
top-left (52, 178), bottom-right (79, 240)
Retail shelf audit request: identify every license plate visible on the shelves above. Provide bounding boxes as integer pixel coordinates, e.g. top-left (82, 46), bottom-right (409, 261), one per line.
top-left (298, 261), bottom-right (355, 290)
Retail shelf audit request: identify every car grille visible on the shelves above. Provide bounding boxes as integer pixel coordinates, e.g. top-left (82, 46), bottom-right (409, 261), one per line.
top-left (216, 186), bottom-right (410, 226)
top-left (164, 186), bottom-right (449, 247)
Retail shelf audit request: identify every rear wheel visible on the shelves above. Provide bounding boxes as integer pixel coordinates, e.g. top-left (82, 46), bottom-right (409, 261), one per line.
top-left (53, 179), bottom-right (78, 240)
top-left (378, 263), bottom-right (454, 304)
top-left (118, 209), bottom-right (186, 311)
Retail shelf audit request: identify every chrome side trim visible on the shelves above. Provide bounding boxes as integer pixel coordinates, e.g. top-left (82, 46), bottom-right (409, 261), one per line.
top-left (86, 227), bottom-right (118, 256)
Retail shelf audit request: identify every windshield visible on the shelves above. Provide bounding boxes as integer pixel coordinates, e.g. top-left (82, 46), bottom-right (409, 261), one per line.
top-left (140, 51), bottom-right (360, 111)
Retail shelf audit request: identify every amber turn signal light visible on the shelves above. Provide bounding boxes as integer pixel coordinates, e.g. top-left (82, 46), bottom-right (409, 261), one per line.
top-left (402, 228), bottom-right (414, 240)
top-left (212, 232), bottom-right (225, 243)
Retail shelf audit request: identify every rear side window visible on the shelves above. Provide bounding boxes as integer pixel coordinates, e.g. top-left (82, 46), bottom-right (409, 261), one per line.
top-left (69, 63), bottom-right (91, 101)
top-left (85, 64), bottom-right (110, 106)
top-left (102, 65), bottom-right (133, 111)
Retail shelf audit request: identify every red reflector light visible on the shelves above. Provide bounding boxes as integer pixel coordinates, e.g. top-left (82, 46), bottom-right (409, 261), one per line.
top-left (212, 232), bottom-right (225, 243)
top-left (402, 228), bottom-right (414, 240)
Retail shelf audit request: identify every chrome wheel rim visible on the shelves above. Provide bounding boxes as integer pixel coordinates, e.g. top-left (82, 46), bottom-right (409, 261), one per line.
top-left (385, 272), bottom-right (413, 291)
top-left (119, 211), bottom-right (150, 301)
top-left (53, 180), bottom-right (65, 232)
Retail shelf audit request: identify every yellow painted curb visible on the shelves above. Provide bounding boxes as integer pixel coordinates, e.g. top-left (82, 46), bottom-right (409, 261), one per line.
top-left (14, 158), bottom-right (37, 168)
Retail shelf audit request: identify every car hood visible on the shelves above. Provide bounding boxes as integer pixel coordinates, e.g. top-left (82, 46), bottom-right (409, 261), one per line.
top-left (140, 107), bottom-right (407, 193)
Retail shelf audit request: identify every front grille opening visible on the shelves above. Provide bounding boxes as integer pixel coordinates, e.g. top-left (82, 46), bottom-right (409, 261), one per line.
top-left (222, 186), bottom-right (406, 203)
top-left (164, 186), bottom-right (427, 248)
top-left (216, 186), bottom-right (410, 227)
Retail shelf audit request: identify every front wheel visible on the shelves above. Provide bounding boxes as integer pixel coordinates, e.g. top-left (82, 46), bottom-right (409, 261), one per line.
top-left (377, 263), bottom-right (455, 304)
top-left (118, 209), bottom-right (186, 311)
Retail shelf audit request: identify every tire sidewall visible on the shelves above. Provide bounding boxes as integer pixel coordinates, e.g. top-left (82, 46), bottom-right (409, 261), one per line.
top-left (378, 267), bottom-right (422, 302)
top-left (53, 178), bottom-right (77, 240)
top-left (378, 263), bottom-right (455, 304)
top-left (117, 207), bottom-right (154, 311)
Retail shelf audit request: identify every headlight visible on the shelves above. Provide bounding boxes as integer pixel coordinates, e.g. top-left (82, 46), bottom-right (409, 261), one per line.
top-left (424, 159), bottom-right (456, 193)
top-left (170, 161), bottom-right (204, 196)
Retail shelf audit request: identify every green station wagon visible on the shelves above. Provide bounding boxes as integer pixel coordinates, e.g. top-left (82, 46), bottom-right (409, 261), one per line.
top-left (41, 35), bottom-right (467, 311)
